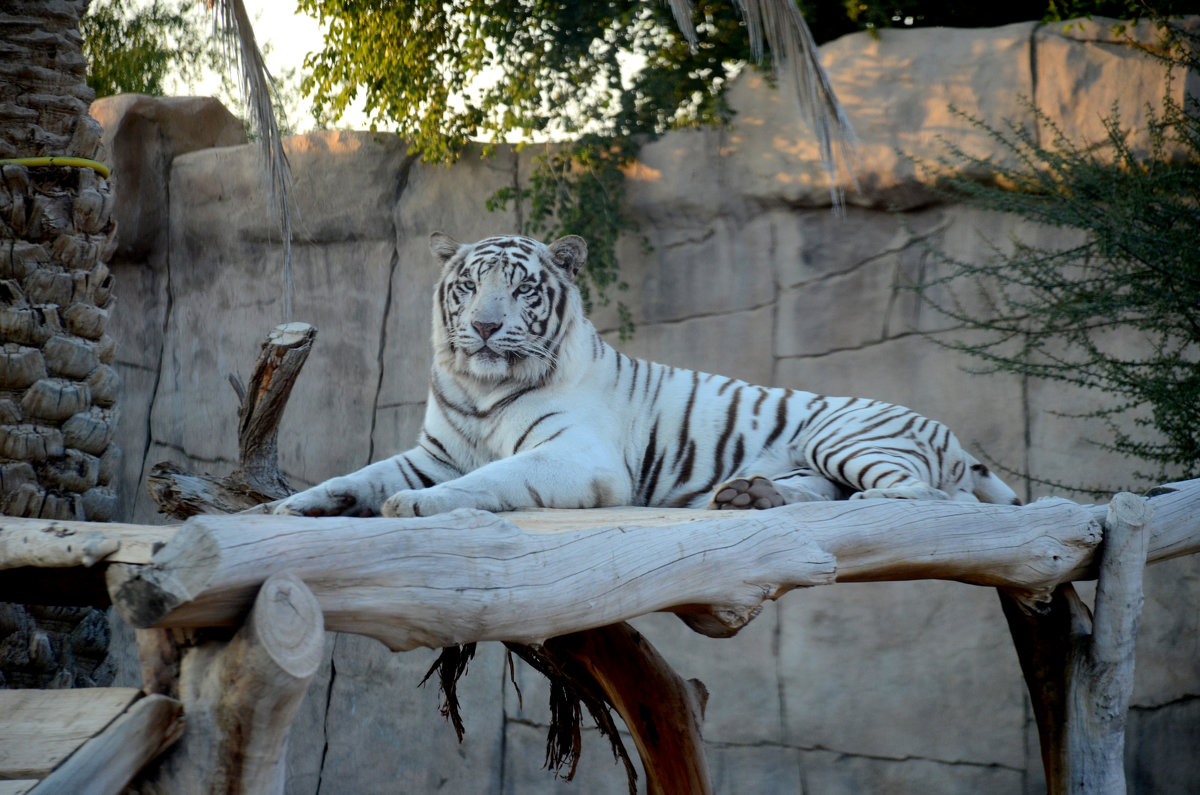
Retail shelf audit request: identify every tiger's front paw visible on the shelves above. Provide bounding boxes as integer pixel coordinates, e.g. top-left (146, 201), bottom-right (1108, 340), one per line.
top-left (381, 488), bottom-right (462, 518)
top-left (708, 476), bottom-right (785, 510)
top-left (274, 479), bottom-right (377, 517)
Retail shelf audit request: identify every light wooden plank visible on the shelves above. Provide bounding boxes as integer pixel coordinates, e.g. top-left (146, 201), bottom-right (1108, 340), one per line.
top-left (0, 781), bottom-right (37, 795)
top-left (32, 694), bottom-right (183, 795)
top-left (0, 688), bottom-right (140, 779)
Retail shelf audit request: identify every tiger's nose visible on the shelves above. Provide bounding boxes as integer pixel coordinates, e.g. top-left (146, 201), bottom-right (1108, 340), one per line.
top-left (473, 321), bottom-right (502, 341)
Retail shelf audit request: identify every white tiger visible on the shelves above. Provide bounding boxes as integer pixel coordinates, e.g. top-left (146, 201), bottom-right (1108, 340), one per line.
top-left (274, 233), bottom-right (1019, 518)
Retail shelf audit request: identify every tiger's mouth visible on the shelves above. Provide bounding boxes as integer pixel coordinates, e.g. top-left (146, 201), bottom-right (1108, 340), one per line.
top-left (471, 344), bottom-right (518, 364)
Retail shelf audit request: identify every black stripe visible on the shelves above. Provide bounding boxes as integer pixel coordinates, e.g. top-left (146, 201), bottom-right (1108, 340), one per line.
top-left (673, 371), bottom-right (701, 466)
top-left (514, 411), bottom-right (563, 452)
top-left (532, 427), bottom-right (567, 448)
top-left (643, 452), bottom-right (666, 506)
top-left (420, 434), bottom-right (456, 468)
top-left (404, 457), bottom-right (436, 488)
top-left (763, 389), bottom-right (792, 449)
top-left (637, 419), bottom-right (661, 496)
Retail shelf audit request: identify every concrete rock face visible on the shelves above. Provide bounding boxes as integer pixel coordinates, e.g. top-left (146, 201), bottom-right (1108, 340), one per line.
top-left (96, 18), bottom-right (1197, 795)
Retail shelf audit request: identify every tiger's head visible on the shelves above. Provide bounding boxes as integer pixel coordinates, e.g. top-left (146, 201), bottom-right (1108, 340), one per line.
top-left (430, 232), bottom-right (587, 385)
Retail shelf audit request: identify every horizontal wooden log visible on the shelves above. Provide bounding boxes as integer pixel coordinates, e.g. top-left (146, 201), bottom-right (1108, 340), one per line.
top-left (101, 489), bottom-right (1165, 650)
top-left (146, 461), bottom-right (271, 519)
top-left (0, 516), bottom-right (177, 568)
top-left (0, 518), bottom-right (177, 606)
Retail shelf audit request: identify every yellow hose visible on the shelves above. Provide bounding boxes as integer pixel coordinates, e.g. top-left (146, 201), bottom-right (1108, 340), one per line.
top-left (0, 156), bottom-right (110, 179)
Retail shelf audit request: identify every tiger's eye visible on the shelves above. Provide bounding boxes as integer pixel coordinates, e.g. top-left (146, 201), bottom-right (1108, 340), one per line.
top-left (515, 283), bottom-right (534, 296)
top-left (460, 279), bottom-right (475, 291)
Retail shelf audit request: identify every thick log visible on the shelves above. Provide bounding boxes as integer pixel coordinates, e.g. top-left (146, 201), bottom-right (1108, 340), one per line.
top-left (547, 623), bottom-right (712, 795)
top-left (0, 516), bottom-right (176, 568)
top-left (106, 495), bottom-right (1120, 648)
top-left (0, 517), bottom-right (176, 606)
top-left (1002, 492), bottom-right (1152, 794)
top-left (132, 571), bottom-right (324, 795)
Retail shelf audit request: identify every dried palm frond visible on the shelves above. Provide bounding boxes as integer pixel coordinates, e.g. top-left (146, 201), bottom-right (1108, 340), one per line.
top-left (669, 0), bottom-right (859, 208)
top-left (665, 0), bottom-right (698, 48)
top-left (206, 0), bottom-right (296, 318)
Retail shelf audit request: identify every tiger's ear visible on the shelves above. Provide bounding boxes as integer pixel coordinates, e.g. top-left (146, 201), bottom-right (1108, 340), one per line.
top-left (430, 232), bottom-right (462, 263)
top-left (547, 235), bottom-right (587, 281)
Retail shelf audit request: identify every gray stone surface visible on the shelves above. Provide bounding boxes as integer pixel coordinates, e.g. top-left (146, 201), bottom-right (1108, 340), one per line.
top-left (300, 634), bottom-right (508, 795)
top-left (797, 745), bottom-right (1026, 793)
top-left (90, 94), bottom-right (246, 260)
top-left (88, 17), bottom-right (1199, 795)
top-left (600, 304), bottom-right (776, 387)
top-left (778, 581), bottom-right (1026, 768)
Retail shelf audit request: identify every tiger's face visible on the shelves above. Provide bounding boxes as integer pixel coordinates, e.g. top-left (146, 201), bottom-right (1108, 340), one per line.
top-left (430, 233), bottom-right (587, 384)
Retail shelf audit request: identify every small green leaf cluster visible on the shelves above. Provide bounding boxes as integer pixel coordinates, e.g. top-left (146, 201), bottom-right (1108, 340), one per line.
top-left (919, 21), bottom-right (1199, 489)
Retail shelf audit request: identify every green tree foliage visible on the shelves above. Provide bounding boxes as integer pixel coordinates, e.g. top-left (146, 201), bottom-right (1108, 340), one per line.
top-left (81, 0), bottom-right (219, 99)
top-left (918, 22), bottom-right (1199, 489)
top-left (297, 0), bottom-right (1189, 325)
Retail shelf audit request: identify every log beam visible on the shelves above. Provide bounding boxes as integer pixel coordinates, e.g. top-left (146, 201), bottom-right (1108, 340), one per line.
top-left (105, 493), bottom-right (1112, 648)
top-left (106, 483), bottom-right (1200, 649)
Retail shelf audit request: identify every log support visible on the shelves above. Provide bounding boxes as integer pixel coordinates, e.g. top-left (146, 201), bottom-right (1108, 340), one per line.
top-left (547, 623), bottom-right (712, 795)
top-left (131, 571), bottom-right (324, 794)
top-left (1001, 492), bottom-right (1152, 794)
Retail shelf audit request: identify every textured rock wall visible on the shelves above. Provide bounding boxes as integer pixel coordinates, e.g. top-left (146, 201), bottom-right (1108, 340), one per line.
top-left (94, 18), bottom-right (1199, 794)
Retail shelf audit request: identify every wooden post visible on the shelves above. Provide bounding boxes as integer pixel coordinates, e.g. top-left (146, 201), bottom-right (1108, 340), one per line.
top-left (1001, 492), bottom-right (1152, 794)
top-left (132, 571), bottom-right (324, 794)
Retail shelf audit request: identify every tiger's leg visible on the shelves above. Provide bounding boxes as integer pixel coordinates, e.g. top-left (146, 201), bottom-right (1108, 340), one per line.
top-left (708, 468), bottom-right (843, 510)
top-left (274, 446), bottom-right (461, 516)
top-left (380, 433), bottom-right (631, 517)
top-left (848, 469), bottom-right (950, 501)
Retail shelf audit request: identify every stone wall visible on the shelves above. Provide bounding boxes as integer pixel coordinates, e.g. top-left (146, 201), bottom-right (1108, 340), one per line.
top-left (93, 18), bottom-right (1199, 794)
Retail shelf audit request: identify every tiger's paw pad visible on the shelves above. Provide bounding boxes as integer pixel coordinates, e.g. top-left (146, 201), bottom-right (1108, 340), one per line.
top-left (708, 476), bottom-right (785, 510)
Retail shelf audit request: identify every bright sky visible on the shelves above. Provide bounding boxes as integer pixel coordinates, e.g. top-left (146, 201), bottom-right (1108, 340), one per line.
top-left (181, 0), bottom-right (368, 132)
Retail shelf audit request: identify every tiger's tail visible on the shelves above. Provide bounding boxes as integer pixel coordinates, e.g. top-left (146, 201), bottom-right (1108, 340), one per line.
top-left (969, 460), bottom-right (1022, 505)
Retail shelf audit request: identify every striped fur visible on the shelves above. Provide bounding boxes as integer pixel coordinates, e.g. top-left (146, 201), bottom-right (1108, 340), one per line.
top-left (275, 233), bottom-right (1019, 518)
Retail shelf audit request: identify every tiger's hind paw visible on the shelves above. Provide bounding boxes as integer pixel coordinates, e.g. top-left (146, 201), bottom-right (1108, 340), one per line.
top-left (851, 485), bottom-right (950, 501)
top-left (708, 476), bottom-right (785, 510)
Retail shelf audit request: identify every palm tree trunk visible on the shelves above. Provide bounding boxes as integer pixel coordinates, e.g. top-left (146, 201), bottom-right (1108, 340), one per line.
top-left (0, 0), bottom-right (119, 690)
top-left (0, 0), bottom-right (118, 523)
